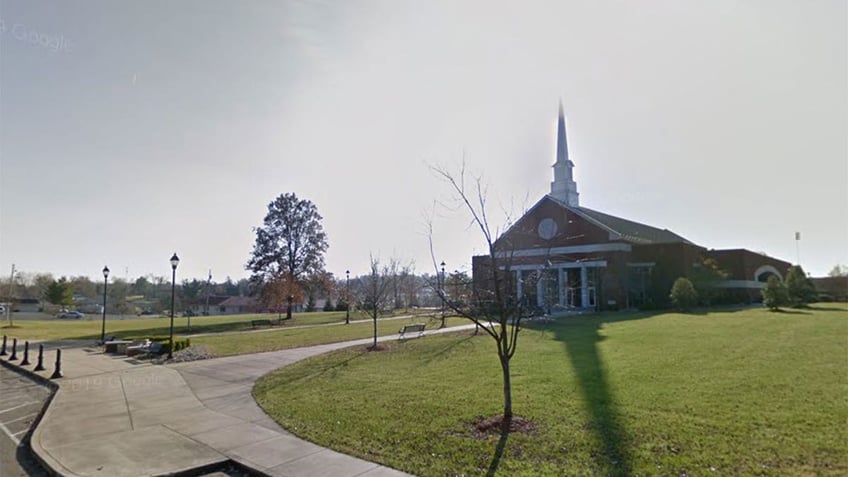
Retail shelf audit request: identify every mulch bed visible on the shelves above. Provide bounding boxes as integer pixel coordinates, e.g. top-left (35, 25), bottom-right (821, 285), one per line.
top-left (472, 414), bottom-right (535, 438)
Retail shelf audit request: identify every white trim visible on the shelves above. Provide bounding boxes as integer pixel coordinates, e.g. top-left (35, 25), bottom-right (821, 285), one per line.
top-left (753, 265), bottom-right (783, 281)
top-left (509, 260), bottom-right (607, 271)
top-left (495, 243), bottom-right (631, 259)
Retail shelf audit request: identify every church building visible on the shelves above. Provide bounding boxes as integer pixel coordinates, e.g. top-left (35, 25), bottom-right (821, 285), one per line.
top-left (472, 104), bottom-right (791, 311)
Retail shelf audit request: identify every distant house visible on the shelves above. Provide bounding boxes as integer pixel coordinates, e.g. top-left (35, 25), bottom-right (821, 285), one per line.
top-left (189, 296), bottom-right (230, 316)
top-left (217, 296), bottom-right (261, 314)
top-left (189, 295), bottom-right (261, 315)
top-left (189, 294), bottom-right (333, 315)
top-left (12, 298), bottom-right (42, 312)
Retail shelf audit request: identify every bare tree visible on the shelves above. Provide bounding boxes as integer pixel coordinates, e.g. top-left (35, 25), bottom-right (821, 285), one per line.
top-left (399, 263), bottom-right (420, 308)
top-left (359, 255), bottom-right (398, 349)
top-left (429, 164), bottom-right (529, 427)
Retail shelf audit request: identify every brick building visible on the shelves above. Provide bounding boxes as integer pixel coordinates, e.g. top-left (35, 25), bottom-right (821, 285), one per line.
top-left (472, 104), bottom-right (792, 311)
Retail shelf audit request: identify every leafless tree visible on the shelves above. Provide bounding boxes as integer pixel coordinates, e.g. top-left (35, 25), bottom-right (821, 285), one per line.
top-left (429, 164), bottom-right (530, 427)
top-left (359, 255), bottom-right (399, 349)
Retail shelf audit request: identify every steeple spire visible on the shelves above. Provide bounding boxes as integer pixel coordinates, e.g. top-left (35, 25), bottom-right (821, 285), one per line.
top-left (550, 101), bottom-right (579, 206)
top-left (557, 101), bottom-right (568, 163)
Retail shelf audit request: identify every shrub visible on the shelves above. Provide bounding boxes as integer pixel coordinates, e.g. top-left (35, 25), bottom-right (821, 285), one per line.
top-left (762, 276), bottom-right (789, 311)
top-left (669, 277), bottom-right (698, 311)
top-left (785, 265), bottom-right (817, 307)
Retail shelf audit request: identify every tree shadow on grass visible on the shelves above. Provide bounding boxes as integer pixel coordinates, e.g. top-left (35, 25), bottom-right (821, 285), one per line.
top-left (526, 312), bottom-right (652, 476)
top-left (418, 333), bottom-right (477, 365)
top-left (797, 304), bottom-right (847, 312)
top-left (768, 308), bottom-right (811, 315)
top-left (486, 430), bottom-right (509, 477)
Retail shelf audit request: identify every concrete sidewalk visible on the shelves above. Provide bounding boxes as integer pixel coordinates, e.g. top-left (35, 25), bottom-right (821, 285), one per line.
top-left (22, 324), bottom-right (480, 476)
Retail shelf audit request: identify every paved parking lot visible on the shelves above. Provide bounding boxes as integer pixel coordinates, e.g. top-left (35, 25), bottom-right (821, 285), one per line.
top-left (0, 364), bottom-right (52, 476)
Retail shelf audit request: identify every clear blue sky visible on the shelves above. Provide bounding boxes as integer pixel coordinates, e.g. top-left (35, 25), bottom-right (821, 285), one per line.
top-left (1, 0), bottom-right (846, 282)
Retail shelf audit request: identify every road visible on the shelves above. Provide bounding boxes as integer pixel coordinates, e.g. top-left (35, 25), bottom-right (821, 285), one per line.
top-left (4, 311), bottom-right (157, 322)
top-left (0, 364), bottom-right (52, 476)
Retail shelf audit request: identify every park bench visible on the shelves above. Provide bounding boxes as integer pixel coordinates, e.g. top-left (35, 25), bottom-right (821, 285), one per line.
top-left (398, 323), bottom-right (426, 339)
top-left (126, 339), bottom-right (151, 357)
top-left (130, 341), bottom-right (163, 359)
top-left (251, 319), bottom-right (274, 328)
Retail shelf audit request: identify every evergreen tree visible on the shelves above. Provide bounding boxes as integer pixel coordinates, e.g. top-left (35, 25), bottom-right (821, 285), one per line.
top-left (44, 277), bottom-right (74, 309)
top-left (785, 265), bottom-right (817, 306)
top-left (762, 275), bottom-right (789, 311)
top-left (669, 277), bottom-right (698, 311)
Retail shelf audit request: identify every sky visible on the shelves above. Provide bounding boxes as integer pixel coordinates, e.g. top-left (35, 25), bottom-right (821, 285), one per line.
top-left (1, 0), bottom-right (846, 283)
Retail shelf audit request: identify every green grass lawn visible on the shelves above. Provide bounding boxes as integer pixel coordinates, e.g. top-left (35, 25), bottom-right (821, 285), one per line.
top-left (0, 310), bottom-right (429, 342)
top-left (254, 305), bottom-right (848, 476)
top-left (193, 316), bottom-right (469, 356)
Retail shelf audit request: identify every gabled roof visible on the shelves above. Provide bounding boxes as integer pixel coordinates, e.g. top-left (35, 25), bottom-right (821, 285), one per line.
top-left (573, 205), bottom-right (695, 245)
top-left (190, 295), bottom-right (231, 306)
top-left (219, 296), bottom-right (258, 307)
top-left (503, 195), bottom-right (695, 246)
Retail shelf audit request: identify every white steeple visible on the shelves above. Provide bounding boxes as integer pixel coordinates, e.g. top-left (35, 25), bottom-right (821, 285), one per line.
top-left (550, 101), bottom-right (579, 206)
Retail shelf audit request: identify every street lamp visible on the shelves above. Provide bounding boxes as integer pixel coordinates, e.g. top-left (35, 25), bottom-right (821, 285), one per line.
top-left (168, 253), bottom-right (179, 360)
top-left (440, 261), bottom-right (446, 328)
top-left (100, 266), bottom-right (109, 343)
top-left (345, 270), bottom-right (350, 324)
top-left (453, 270), bottom-right (460, 307)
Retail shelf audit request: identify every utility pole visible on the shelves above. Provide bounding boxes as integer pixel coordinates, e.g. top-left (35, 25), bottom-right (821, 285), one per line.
top-left (7, 264), bottom-right (15, 327)
top-left (204, 269), bottom-right (212, 316)
top-left (795, 231), bottom-right (801, 265)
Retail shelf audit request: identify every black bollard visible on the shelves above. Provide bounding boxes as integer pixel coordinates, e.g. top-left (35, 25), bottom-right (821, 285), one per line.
top-left (9, 338), bottom-right (18, 361)
top-left (34, 344), bottom-right (45, 371)
top-left (21, 341), bottom-right (30, 366)
top-left (50, 349), bottom-right (63, 379)
top-left (0, 335), bottom-right (6, 356)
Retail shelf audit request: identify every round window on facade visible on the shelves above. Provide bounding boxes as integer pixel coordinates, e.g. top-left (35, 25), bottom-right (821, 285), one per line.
top-left (537, 218), bottom-right (558, 240)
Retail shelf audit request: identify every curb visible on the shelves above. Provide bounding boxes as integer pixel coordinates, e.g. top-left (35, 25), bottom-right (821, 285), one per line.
top-left (0, 357), bottom-right (61, 476)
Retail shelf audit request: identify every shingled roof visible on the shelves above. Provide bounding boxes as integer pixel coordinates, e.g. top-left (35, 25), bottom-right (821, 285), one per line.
top-left (575, 206), bottom-right (694, 245)
top-left (547, 195), bottom-right (695, 245)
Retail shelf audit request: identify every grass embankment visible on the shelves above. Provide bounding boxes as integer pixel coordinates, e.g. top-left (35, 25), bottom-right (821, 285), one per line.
top-left (0, 309), bottom-right (429, 342)
top-left (254, 305), bottom-right (848, 476)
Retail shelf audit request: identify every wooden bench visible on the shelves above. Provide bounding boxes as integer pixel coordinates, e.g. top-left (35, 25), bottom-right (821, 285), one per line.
top-left (251, 319), bottom-right (274, 328)
top-left (398, 323), bottom-right (426, 339)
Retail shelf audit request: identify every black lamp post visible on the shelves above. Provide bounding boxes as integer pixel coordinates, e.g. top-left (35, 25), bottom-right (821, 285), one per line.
top-left (345, 270), bottom-right (350, 324)
top-left (453, 270), bottom-right (460, 307)
top-left (168, 253), bottom-right (179, 359)
top-left (100, 266), bottom-right (109, 343)
top-left (440, 261), bottom-right (446, 328)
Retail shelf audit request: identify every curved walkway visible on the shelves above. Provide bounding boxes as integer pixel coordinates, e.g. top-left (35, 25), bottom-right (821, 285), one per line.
top-left (25, 324), bottom-right (480, 476)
